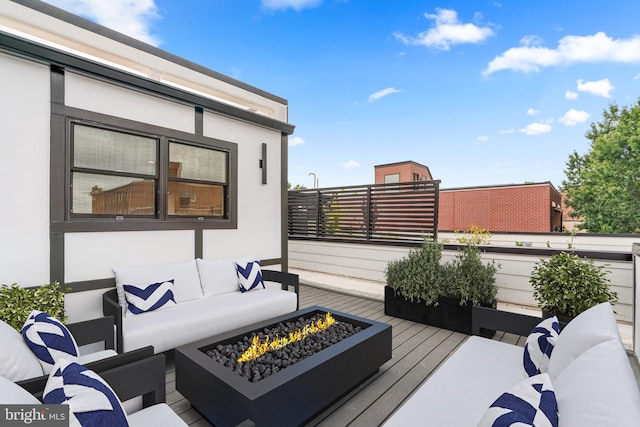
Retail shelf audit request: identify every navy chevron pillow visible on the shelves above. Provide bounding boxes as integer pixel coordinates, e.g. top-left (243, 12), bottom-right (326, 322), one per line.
top-left (22, 310), bottom-right (79, 375)
top-left (236, 260), bottom-right (265, 293)
top-left (523, 316), bottom-right (559, 377)
top-left (123, 280), bottom-right (176, 316)
top-left (478, 373), bottom-right (558, 427)
top-left (44, 359), bottom-right (128, 427)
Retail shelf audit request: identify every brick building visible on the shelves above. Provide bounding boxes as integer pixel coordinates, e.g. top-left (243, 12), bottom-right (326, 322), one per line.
top-left (375, 161), bottom-right (563, 233)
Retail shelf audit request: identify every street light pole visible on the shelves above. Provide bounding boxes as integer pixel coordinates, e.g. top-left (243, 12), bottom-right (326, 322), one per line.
top-left (308, 172), bottom-right (318, 189)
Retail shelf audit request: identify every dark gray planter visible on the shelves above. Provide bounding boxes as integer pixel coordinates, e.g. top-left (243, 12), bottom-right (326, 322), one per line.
top-left (384, 286), bottom-right (495, 338)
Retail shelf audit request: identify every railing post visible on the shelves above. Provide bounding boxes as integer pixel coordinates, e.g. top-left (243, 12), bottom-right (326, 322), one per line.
top-left (366, 186), bottom-right (372, 240)
top-left (315, 189), bottom-right (321, 237)
top-left (633, 243), bottom-right (639, 363)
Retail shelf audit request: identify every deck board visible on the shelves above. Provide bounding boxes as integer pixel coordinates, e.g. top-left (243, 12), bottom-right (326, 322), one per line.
top-left (166, 284), bottom-right (638, 426)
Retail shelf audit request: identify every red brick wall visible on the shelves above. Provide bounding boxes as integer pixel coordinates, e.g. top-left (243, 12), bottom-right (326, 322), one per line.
top-left (439, 184), bottom-right (556, 232)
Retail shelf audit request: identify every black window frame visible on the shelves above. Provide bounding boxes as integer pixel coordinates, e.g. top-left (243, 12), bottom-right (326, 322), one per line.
top-left (53, 108), bottom-right (238, 231)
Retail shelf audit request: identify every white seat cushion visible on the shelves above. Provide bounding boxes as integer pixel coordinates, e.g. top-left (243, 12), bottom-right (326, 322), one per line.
top-left (384, 336), bottom-right (527, 427)
top-left (0, 375), bottom-right (40, 404)
top-left (128, 403), bottom-right (187, 427)
top-left (122, 288), bottom-right (298, 353)
top-left (196, 255), bottom-right (254, 297)
top-left (79, 349), bottom-right (119, 365)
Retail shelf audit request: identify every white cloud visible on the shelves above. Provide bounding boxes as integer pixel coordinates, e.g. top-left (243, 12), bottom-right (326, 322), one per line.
top-left (499, 129), bottom-right (515, 134)
top-left (565, 90), bottom-right (579, 100)
top-left (261, 0), bottom-right (322, 11)
top-left (341, 160), bottom-right (360, 169)
top-left (520, 122), bottom-right (552, 135)
top-left (44, 0), bottom-right (161, 46)
top-left (477, 135), bottom-right (489, 142)
top-left (559, 109), bottom-right (590, 126)
top-left (521, 35), bottom-right (543, 47)
top-left (484, 32), bottom-right (640, 75)
top-left (527, 108), bottom-right (539, 116)
top-left (577, 78), bottom-right (615, 98)
top-left (634, 73), bottom-right (640, 80)
top-left (368, 87), bottom-right (402, 103)
top-left (289, 136), bottom-right (305, 146)
top-left (394, 8), bottom-right (494, 51)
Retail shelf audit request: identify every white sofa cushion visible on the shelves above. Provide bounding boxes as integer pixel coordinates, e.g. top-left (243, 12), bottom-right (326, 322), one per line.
top-left (196, 255), bottom-right (254, 297)
top-left (553, 339), bottom-right (640, 427)
top-left (478, 373), bottom-right (558, 427)
top-left (547, 302), bottom-right (620, 379)
top-left (384, 336), bottom-right (527, 427)
top-left (121, 288), bottom-right (298, 353)
top-left (128, 403), bottom-right (188, 427)
top-left (22, 310), bottom-right (79, 375)
top-left (0, 318), bottom-right (43, 381)
top-left (0, 375), bottom-right (40, 404)
top-left (113, 259), bottom-right (203, 307)
top-left (79, 349), bottom-right (119, 365)
top-left (523, 316), bottom-right (559, 377)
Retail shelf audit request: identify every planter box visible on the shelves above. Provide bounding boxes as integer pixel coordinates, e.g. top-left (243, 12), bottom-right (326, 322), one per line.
top-left (384, 286), bottom-right (495, 338)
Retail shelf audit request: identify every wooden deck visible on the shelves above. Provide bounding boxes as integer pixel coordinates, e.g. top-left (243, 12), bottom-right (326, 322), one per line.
top-left (164, 284), bottom-right (638, 426)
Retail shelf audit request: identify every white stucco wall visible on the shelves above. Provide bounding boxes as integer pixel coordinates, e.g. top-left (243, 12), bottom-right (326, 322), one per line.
top-left (0, 52), bottom-right (50, 286)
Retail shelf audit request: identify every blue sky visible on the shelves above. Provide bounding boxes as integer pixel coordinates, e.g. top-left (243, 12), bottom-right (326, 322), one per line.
top-left (43, 0), bottom-right (640, 190)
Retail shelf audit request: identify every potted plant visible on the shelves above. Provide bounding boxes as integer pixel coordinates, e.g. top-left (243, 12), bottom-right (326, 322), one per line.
top-left (529, 252), bottom-right (617, 323)
top-left (384, 240), bottom-right (499, 336)
top-left (0, 282), bottom-right (67, 331)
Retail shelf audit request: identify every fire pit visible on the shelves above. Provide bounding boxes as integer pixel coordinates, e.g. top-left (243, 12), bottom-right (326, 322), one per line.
top-left (175, 306), bottom-right (392, 427)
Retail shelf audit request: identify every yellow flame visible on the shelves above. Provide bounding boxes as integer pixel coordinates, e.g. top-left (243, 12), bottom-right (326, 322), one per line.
top-left (237, 312), bottom-right (336, 363)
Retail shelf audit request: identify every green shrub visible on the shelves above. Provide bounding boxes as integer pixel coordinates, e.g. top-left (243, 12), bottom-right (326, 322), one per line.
top-left (530, 252), bottom-right (617, 317)
top-left (385, 240), bottom-right (499, 307)
top-left (0, 282), bottom-right (67, 331)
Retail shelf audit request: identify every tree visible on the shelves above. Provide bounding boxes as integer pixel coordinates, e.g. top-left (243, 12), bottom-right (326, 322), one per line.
top-left (288, 183), bottom-right (307, 190)
top-left (562, 100), bottom-right (640, 233)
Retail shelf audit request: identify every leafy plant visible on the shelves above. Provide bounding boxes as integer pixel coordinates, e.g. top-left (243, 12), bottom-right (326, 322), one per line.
top-left (385, 240), bottom-right (499, 307)
top-left (454, 225), bottom-right (492, 245)
top-left (385, 240), bottom-right (444, 306)
top-left (530, 252), bottom-right (617, 318)
top-left (442, 245), bottom-right (499, 307)
top-left (0, 282), bottom-right (67, 331)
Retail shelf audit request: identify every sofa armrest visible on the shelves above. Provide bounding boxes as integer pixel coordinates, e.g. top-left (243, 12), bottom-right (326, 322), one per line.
top-left (262, 270), bottom-right (299, 309)
top-left (472, 306), bottom-right (567, 337)
top-left (99, 353), bottom-right (166, 408)
top-left (67, 316), bottom-right (115, 350)
top-left (103, 289), bottom-right (124, 353)
top-left (17, 346), bottom-right (155, 398)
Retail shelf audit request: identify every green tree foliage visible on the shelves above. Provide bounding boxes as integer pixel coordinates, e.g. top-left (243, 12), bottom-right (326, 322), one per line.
top-left (562, 100), bottom-right (640, 233)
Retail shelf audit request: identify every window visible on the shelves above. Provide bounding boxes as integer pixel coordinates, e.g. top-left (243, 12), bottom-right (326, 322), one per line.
top-left (69, 121), bottom-right (233, 222)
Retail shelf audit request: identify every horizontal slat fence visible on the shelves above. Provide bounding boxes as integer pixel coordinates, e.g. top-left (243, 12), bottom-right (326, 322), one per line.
top-left (288, 181), bottom-right (440, 243)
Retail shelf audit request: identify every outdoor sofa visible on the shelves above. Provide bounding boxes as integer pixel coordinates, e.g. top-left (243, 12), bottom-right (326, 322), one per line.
top-left (384, 302), bottom-right (640, 426)
top-left (103, 257), bottom-right (299, 353)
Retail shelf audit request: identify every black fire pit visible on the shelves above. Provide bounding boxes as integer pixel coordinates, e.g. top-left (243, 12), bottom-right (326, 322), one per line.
top-left (175, 306), bottom-right (392, 427)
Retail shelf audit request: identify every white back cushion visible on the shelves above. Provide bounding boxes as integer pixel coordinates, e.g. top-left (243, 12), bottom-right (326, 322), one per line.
top-left (548, 302), bottom-right (620, 378)
top-left (553, 339), bottom-right (640, 427)
top-left (197, 255), bottom-right (254, 297)
top-left (0, 319), bottom-right (43, 381)
top-left (113, 259), bottom-right (203, 307)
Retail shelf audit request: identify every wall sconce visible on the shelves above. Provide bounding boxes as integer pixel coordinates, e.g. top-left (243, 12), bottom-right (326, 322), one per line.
top-left (260, 142), bottom-right (267, 185)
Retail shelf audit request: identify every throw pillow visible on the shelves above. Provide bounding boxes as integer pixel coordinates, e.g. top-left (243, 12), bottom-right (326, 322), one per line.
top-left (22, 310), bottom-right (79, 375)
top-left (523, 316), bottom-right (559, 377)
top-left (123, 279), bottom-right (176, 315)
top-left (236, 260), bottom-right (265, 293)
top-left (478, 373), bottom-right (558, 427)
top-left (43, 359), bottom-right (128, 427)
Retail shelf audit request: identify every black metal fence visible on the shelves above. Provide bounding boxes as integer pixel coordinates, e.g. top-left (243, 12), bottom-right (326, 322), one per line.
top-left (288, 180), bottom-right (440, 243)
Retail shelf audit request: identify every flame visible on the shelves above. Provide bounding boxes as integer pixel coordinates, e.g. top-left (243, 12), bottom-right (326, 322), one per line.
top-left (237, 312), bottom-right (336, 363)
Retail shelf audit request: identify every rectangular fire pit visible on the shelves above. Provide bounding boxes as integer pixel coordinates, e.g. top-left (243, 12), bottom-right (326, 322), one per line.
top-left (175, 306), bottom-right (392, 427)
